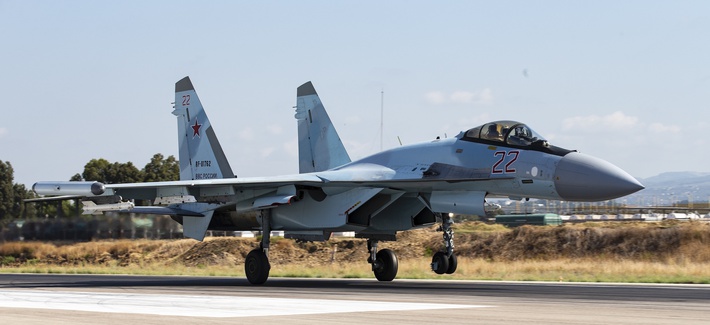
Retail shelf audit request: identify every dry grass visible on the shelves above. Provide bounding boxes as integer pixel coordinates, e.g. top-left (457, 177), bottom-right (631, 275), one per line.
top-left (4, 257), bottom-right (709, 284)
top-left (446, 258), bottom-right (710, 283)
top-left (2, 221), bottom-right (709, 283)
top-left (294, 257), bottom-right (710, 284)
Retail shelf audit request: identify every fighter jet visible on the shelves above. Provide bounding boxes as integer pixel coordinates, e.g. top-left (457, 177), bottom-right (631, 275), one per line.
top-left (33, 77), bottom-right (644, 284)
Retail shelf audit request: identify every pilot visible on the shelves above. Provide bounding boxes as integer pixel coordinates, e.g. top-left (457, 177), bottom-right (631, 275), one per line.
top-left (486, 124), bottom-right (502, 141)
top-left (507, 126), bottom-right (528, 145)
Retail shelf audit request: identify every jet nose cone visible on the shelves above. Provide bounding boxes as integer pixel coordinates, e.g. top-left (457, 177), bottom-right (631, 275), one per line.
top-left (554, 152), bottom-right (644, 201)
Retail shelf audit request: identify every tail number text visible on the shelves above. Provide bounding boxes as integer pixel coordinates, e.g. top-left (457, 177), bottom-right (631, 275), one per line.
top-left (492, 150), bottom-right (519, 174)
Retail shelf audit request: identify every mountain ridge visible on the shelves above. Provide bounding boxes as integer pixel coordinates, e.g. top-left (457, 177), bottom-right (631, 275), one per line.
top-left (627, 171), bottom-right (710, 205)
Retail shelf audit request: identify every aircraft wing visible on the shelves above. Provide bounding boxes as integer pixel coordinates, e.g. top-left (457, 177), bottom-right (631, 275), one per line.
top-left (107, 174), bottom-right (325, 192)
top-left (34, 162), bottom-right (503, 200)
top-left (34, 174), bottom-right (324, 200)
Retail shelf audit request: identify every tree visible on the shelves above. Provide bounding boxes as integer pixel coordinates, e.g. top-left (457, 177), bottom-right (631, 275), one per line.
top-left (73, 154), bottom-right (178, 208)
top-left (0, 161), bottom-right (15, 220)
top-left (77, 154), bottom-right (179, 184)
top-left (106, 161), bottom-right (143, 184)
top-left (142, 154), bottom-right (179, 182)
top-left (1, 153), bottom-right (180, 221)
top-left (81, 158), bottom-right (111, 182)
top-left (81, 159), bottom-right (143, 184)
top-left (0, 160), bottom-right (40, 221)
top-left (12, 183), bottom-right (36, 218)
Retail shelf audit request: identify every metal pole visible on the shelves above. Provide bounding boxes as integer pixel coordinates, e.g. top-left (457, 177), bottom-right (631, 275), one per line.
top-left (380, 89), bottom-right (384, 151)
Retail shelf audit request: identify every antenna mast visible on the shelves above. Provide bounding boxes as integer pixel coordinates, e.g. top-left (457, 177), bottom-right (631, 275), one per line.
top-left (380, 89), bottom-right (384, 151)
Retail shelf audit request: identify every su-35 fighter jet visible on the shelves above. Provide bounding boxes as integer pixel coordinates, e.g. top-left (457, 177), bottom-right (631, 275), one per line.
top-left (33, 77), bottom-right (644, 284)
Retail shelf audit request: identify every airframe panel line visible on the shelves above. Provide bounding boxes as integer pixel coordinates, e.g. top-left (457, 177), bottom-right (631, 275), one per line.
top-left (0, 290), bottom-right (489, 318)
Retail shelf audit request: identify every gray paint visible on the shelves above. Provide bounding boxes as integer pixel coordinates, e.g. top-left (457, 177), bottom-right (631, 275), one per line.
top-left (297, 81), bottom-right (317, 97)
top-left (175, 76), bottom-right (194, 92)
top-left (32, 78), bottom-right (644, 251)
top-left (295, 81), bottom-right (351, 173)
top-left (206, 126), bottom-right (235, 178)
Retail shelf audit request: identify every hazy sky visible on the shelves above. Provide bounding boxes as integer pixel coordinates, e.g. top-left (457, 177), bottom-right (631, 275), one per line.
top-left (2, 1), bottom-right (709, 187)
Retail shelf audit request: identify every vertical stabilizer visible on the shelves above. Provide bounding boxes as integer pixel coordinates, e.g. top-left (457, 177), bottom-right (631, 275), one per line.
top-left (173, 76), bottom-right (234, 180)
top-left (295, 82), bottom-right (351, 173)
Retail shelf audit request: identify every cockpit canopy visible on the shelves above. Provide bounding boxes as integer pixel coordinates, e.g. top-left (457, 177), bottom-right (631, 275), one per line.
top-left (462, 120), bottom-right (545, 147)
top-left (460, 120), bottom-right (575, 156)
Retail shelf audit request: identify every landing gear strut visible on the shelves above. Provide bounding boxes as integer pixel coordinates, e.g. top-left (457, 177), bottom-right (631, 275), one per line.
top-left (367, 239), bottom-right (398, 281)
top-left (431, 213), bottom-right (457, 275)
top-left (245, 211), bottom-right (271, 285)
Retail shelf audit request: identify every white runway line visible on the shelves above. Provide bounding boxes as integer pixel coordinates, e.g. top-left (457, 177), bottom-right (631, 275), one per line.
top-left (0, 289), bottom-right (489, 318)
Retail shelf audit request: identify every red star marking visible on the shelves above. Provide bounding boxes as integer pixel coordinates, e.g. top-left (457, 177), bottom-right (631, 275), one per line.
top-left (191, 119), bottom-right (202, 137)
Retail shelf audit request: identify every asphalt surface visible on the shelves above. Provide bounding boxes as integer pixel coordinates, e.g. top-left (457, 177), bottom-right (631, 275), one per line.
top-left (0, 274), bottom-right (708, 324)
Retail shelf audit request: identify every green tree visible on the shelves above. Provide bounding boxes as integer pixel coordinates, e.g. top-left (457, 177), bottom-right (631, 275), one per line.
top-left (32, 197), bottom-right (75, 219)
top-left (142, 154), bottom-right (179, 182)
top-left (106, 161), bottom-right (143, 183)
top-left (81, 158), bottom-right (111, 182)
top-left (81, 159), bottom-right (143, 184)
top-left (12, 183), bottom-right (36, 218)
top-left (0, 160), bottom-right (40, 221)
top-left (0, 161), bottom-right (15, 220)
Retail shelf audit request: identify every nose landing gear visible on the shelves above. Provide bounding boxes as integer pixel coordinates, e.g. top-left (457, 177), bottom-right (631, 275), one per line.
top-left (431, 213), bottom-right (457, 275)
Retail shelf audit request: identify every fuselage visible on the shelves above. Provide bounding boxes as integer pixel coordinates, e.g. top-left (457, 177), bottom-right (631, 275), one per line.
top-left (265, 122), bottom-right (643, 234)
top-left (346, 136), bottom-right (561, 199)
top-left (335, 129), bottom-right (642, 202)
top-left (31, 119), bottom-right (644, 237)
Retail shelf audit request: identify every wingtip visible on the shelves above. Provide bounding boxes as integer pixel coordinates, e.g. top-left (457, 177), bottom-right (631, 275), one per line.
top-left (297, 81), bottom-right (317, 97)
top-left (176, 76), bottom-right (194, 92)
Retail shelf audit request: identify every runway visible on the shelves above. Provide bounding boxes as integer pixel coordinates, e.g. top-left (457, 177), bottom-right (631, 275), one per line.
top-left (0, 274), bottom-right (708, 324)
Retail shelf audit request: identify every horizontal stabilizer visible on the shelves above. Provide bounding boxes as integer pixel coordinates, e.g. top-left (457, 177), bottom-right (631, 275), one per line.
top-left (183, 210), bottom-right (214, 241)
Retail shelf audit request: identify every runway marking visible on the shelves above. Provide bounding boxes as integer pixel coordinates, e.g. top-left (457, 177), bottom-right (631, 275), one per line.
top-left (0, 290), bottom-right (488, 318)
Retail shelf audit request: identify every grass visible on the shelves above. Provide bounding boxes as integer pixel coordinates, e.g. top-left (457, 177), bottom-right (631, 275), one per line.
top-left (2, 221), bottom-right (709, 284)
top-left (2, 257), bottom-right (709, 284)
top-left (452, 222), bottom-right (510, 234)
top-left (296, 257), bottom-right (710, 284)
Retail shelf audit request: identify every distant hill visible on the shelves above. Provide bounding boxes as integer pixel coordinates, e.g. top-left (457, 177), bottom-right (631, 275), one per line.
top-left (640, 172), bottom-right (710, 185)
top-left (624, 172), bottom-right (710, 206)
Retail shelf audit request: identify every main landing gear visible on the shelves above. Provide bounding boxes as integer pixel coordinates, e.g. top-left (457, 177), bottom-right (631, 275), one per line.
top-left (243, 211), bottom-right (457, 284)
top-left (245, 211), bottom-right (271, 285)
top-left (431, 213), bottom-right (458, 275)
top-left (367, 239), bottom-right (398, 281)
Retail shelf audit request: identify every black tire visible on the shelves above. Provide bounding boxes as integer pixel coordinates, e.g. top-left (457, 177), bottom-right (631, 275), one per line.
top-left (431, 251), bottom-right (449, 275)
top-left (446, 253), bottom-right (458, 274)
top-left (245, 249), bottom-right (270, 285)
top-left (373, 249), bottom-right (398, 281)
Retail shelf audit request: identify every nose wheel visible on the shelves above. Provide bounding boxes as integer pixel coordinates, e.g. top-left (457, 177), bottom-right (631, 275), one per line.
top-left (431, 213), bottom-right (458, 275)
top-left (431, 251), bottom-right (457, 274)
